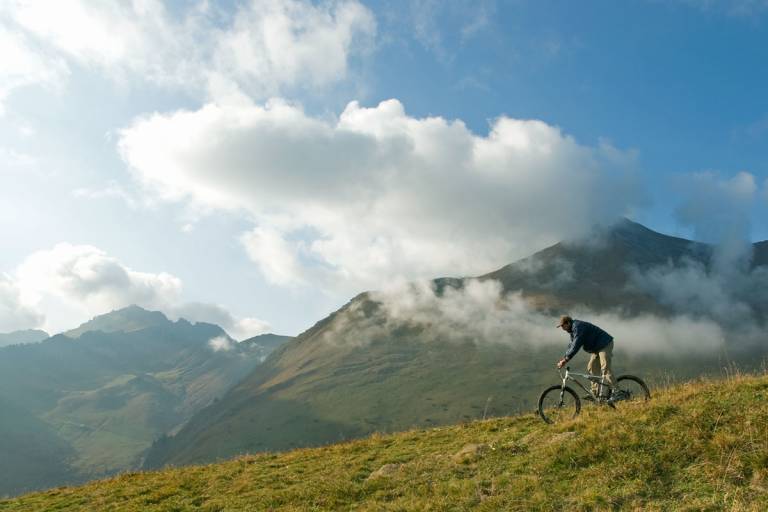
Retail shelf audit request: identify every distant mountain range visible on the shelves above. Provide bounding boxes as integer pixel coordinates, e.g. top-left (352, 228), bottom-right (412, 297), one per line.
top-left (144, 219), bottom-right (768, 469)
top-left (0, 329), bottom-right (49, 347)
top-left (0, 306), bottom-right (291, 497)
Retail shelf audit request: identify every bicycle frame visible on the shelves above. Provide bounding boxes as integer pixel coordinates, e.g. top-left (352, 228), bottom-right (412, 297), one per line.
top-left (559, 366), bottom-right (614, 403)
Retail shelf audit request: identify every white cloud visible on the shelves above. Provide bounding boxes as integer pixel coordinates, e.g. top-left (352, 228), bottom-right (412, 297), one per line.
top-left (675, 171), bottom-right (756, 247)
top-left (396, 0), bottom-right (495, 62)
top-left (0, 0), bottom-right (376, 101)
top-left (71, 182), bottom-right (143, 209)
top-left (625, 171), bottom-right (768, 329)
top-left (208, 335), bottom-right (235, 352)
top-left (409, 0), bottom-right (445, 59)
top-left (322, 278), bottom-right (729, 356)
top-left (629, 257), bottom-right (768, 326)
top-left (240, 226), bottom-right (308, 287)
top-left (0, 272), bottom-right (44, 332)
top-left (213, 0), bottom-right (376, 97)
top-left (459, 1), bottom-right (494, 43)
top-left (0, 146), bottom-right (37, 167)
top-left (0, 25), bottom-right (68, 112)
top-left (4, 0), bottom-right (210, 90)
top-left (16, 243), bottom-right (183, 313)
top-left (10, 243), bottom-right (269, 338)
top-left (674, 171), bottom-right (759, 279)
top-left (171, 302), bottom-right (270, 341)
top-left (119, 97), bottom-right (644, 294)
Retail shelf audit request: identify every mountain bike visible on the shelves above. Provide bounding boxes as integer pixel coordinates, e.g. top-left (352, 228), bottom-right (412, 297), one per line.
top-left (537, 366), bottom-right (650, 424)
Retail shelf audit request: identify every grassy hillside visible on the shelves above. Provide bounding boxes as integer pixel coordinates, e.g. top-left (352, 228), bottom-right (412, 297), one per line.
top-left (4, 371), bottom-right (767, 511)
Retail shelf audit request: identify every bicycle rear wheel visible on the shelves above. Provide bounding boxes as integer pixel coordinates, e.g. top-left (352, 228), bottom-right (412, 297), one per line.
top-left (613, 375), bottom-right (650, 403)
top-left (538, 385), bottom-right (581, 424)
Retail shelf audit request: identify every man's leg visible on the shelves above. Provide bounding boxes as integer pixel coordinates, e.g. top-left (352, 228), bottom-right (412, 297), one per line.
top-left (599, 341), bottom-right (615, 397)
top-left (587, 353), bottom-right (600, 394)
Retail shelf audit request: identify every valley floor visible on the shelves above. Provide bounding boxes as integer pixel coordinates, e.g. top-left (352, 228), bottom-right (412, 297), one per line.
top-left (2, 371), bottom-right (767, 511)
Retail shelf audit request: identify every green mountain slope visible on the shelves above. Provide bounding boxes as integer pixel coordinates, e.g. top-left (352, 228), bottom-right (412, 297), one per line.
top-left (4, 372), bottom-right (767, 511)
top-left (145, 220), bottom-right (768, 468)
top-left (0, 307), bottom-right (291, 497)
top-left (0, 397), bottom-right (76, 497)
top-left (0, 329), bottom-right (49, 347)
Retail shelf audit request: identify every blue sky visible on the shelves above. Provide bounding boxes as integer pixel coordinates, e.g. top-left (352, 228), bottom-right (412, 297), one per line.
top-left (1, 0), bottom-right (767, 337)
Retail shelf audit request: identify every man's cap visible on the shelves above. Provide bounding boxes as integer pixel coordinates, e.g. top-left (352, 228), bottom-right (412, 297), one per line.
top-left (556, 315), bottom-right (572, 328)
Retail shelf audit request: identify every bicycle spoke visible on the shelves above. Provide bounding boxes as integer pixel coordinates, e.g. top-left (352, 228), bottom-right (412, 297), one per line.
top-left (539, 387), bottom-right (579, 424)
top-left (615, 376), bottom-right (650, 403)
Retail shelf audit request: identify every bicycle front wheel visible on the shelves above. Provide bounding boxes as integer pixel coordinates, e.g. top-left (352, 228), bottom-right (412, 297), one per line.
top-left (614, 375), bottom-right (650, 403)
top-left (538, 385), bottom-right (581, 424)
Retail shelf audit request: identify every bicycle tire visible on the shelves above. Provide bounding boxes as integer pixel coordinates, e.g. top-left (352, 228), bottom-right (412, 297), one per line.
top-left (537, 385), bottom-right (581, 424)
top-left (614, 375), bottom-right (651, 402)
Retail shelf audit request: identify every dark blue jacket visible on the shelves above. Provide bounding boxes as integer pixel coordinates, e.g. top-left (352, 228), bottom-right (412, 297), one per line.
top-left (564, 320), bottom-right (613, 361)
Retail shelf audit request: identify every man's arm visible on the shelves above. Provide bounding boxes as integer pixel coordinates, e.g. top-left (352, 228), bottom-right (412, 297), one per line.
top-left (563, 328), bottom-right (583, 362)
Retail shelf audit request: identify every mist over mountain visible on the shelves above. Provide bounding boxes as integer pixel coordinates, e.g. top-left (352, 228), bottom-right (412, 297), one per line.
top-left (0, 306), bottom-right (290, 497)
top-left (0, 329), bottom-right (49, 347)
top-left (145, 219), bottom-right (768, 468)
top-left (240, 333), bottom-right (294, 361)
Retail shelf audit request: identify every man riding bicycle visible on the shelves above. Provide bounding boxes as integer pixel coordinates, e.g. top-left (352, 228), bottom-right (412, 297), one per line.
top-left (556, 315), bottom-right (615, 399)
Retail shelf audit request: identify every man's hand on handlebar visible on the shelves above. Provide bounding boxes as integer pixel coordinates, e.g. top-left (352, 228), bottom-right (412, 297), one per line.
top-left (556, 358), bottom-right (567, 369)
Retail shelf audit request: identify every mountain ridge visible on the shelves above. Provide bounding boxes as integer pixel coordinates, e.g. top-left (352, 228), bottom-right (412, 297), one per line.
top-left (63, 305), bottom-right (174, 338)
top-left (0, 329), bottom-right (49, 347)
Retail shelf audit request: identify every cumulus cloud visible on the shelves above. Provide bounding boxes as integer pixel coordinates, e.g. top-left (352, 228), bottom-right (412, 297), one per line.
top-left (0, 0), bottom-right (375, 101)
top-left (0, 272), bottom-right (44, 332)
top-left (10, 243), bottom-right (269, 338)
top-left (320, 278), bottom-right (730, 356)
top-left (16, 243), bottom-right (183, 312)
top-left (118, 97), bottom-right (644, 294)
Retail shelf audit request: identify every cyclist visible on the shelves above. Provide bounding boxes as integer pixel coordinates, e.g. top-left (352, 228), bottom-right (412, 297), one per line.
top-left (555, 315), bottom-right (615, 399)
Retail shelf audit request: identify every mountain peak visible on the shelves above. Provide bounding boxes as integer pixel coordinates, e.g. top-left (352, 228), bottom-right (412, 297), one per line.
top-left (590, 217), bottom-right (694, 247)
top-left (64, 305), bottom-right (170, 338)
top-left (0, 329), bottom-right (50, 347)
